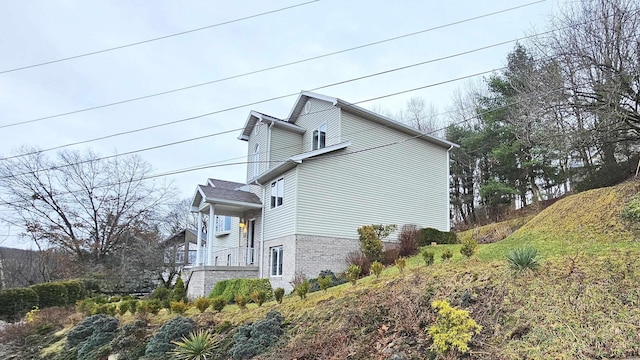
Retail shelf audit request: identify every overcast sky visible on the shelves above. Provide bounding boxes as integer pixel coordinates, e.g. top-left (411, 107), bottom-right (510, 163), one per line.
top-left (0, 0), bottom-right (560, 248)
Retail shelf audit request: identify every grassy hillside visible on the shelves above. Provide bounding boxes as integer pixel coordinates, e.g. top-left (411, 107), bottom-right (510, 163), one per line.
top-left (6, 180), bottom-right (640, 359)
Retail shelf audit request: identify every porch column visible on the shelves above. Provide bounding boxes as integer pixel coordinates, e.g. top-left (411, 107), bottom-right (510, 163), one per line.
top-left (206, 205), bottom-right (215, 265)
top-left (195, 212), bottom-right (203, 266)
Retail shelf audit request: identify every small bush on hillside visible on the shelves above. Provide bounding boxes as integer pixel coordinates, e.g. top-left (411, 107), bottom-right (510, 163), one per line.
top-left (395, 257), bottom-right (407, 274)
top-left (383, 246), bottom-right (401, 265)
top-left (460, 238), bottom-right (478, 258)
top-left (274, 288), bottom-right (285, 304)
top-left (170, 300), bottom-right (189, 314)
top-left (422, 250), bottom-right (435, 266)
top-left (127, 299), bottom-right (139, 314)
top-left (172, 277), bottom-right (187, 303)
top-left (152, 286), bottom-right (170, 301)
top-left (622, 194), bottom-right (640, 227)
top-left (140, 300), bottom-right (161, 315)
top-left (194, 297), bottom-right (211, 313)
top-left (251, 290), bottom-right (267, 307)
top-left (0, 287), bottom-right (39, 321)
top-left (210, 296), bottom-right (226, 312)
top-left (428, 300), bottom-right (481, 355)
top-left (371, 261), bottom-right (384, 279)
top-left (506, 247), bottom-right (540, 274)
top-left (441, 249), bottom-right (453, 261)
top-left (358, 225), bottom-right (384, 263)
top-left (346, 265), bottom-right (361, 285)
top-left (398, 224), bottom-right (420, 256)
top-left (144, 316), bottom-right (195, 358)
top-left (295, 280), bottom-right (310, 300)
top-left (30, 282), bottom-right (68, 308)
top-left (308, 270), bottom-right (347, 293)
top-left (317, 274), bottom-right (333, 292)
top-left (66, 314), bottom-right (119, 360)
top-left (235, 294), bottom-right (248, 309)
top-left (230, 310), bottom-right (284, 360)
top-left (118, 301), bottom-right (130, 316)
top-left (171, 329), bottom-right (220, 360)
top-left (420, 228), bottom-right (457, 246)
top-left (110, 319), bottom-right (148, 360)
top-left (345, 251), bottom-right (371, 276)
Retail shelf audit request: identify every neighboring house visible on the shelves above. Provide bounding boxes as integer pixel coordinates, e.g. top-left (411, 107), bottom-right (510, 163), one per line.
top-left (185, 91), bottom-right (457, 298)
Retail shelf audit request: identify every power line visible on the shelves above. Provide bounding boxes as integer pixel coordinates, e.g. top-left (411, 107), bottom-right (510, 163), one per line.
top-left (0, 0), bottom-right (320, 75)
top-left (0, 0), bottom-right (545, 130)
top-left (1, 22), bottom-right (571, 162)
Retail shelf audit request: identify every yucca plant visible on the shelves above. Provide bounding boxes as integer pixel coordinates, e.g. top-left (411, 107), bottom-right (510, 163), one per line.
top-left (171, 329), bottom-right (219, 360)
top-left (506, 247), bottom-right (539, 274)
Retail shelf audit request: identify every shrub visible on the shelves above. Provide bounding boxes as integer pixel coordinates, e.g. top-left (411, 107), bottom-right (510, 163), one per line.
top-left (345, 250), bottom-right (371, 276)
top-left (308, 270), bottom-right (347, 293)
top-left (460, 238), bottom-right (478, 258)
top-left (30, 282), bottom-right (68, 308)
top-left (346, 264), bottom-right (361, 285)
top-left (61, 280), bottom-right (87, 304)
top-left (422, 250), bottom-right (435, 266)
top-left (371, 261), bottom-right (384, 279)
top-left (235, 294), bottom-right (248, 309)
top-left (111, 319), bottom-right (147, 360)
top-left (66, 314), bottom-right (119, 360)
top-left (441, 249), bottom-right (453, 261)
top-left (140, 299), bottom-right (161, 315)
top-left (428, 300), bottom-right (481, 355)
top-left (0, 287), bottom-right (39, 321)
top-left (152, 286), bottom-right (171, 302)
top-left (382, 246), bottom-right (401, 265)
top-left (193, 297), bottom-right (211, 313)
top-left (230, 310), bottom-right (284, 359)
top-left (251, 290), bottom-right (267, 307)
top-left (171, 329), bottom-right (220, 360)
top-left (358, 225), bottom-right (384, 263)
top-left (274, 288), bottom-right (285, 304)
top-left (127, 299), bottom-right (139, 314)
top-left (420, 227), bottom-right (457, 246)
top-left (317, 274), bottom-right (333, 291)
top-left (395, 257), bottom-right (407, 273)
top-left (209, 278), bottom-right (273, 304)
top-left (172, 277), bottom-right (187, 303)
top-left (106, 304), bottom-right (118, 316)
top-left (210, 296), bottom-right (226, 312)
top-left (622, 194), bottom-right (640, 224)
top-left (398, 224), bottom-right (420, 256)
top-left (295, 280), bottom-right (310, 300)
top-left (170, 300), bottom-right (189, 315)
top-left (144, 316), bottom-right (195, 358)
top-left (118, 301), bottom-right (130, 316)
top-left (506, 247), bottom-right (540, 274)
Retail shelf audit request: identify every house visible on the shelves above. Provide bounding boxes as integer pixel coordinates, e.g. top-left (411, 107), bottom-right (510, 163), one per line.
top-left (184, 91), bottom-right (457, 298)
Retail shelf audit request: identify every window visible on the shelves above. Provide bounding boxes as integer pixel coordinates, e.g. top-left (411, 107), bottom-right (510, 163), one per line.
top-left (253, 144), bottom-right (260, 176)
top-left (255, 120), bottom-right (260, 134)
top-left (270, 246), bottom-right (283, 276)
top-left (175, 251), bottom-right (184, 264)
top-left (227, 254), bottom-right (232, 266)
top-left (187, 251), bottom-right (197, 265)
top-left (214, 215), bottom-right (231, 233)
top-left (270, 178), bottom-right (284, 209)
top-left (312, 123), bottom-right (327, 150)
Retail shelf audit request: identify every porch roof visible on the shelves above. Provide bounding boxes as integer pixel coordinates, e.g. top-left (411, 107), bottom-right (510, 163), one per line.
top-left (192, 184), bottom-right (262, 216)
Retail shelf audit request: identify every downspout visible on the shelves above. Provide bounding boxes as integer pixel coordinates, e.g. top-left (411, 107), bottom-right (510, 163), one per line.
top-left (446, 145), bottom-right (454, 232)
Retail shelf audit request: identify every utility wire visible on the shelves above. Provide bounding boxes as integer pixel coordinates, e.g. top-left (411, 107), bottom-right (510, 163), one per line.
top-left (0, 0), bottom-right (320, 75)
top-left (0, 0), bottom-right (545, 130)
top-left (1, 21), bottom-right (578, 162)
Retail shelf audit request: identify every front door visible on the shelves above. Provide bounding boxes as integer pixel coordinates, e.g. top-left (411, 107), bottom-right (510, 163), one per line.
top-left (247, 219), bottom-right (256, 264)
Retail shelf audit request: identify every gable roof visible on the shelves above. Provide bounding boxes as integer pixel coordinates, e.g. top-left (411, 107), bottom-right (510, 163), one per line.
top-left (198, 185), bottom-right (261, 205)
top-left (287, 91), bottom-right (458, 149)
top-left (238, 110), bottom-right (305, 141)
top-left (206, 178), bottom-right (245, 190)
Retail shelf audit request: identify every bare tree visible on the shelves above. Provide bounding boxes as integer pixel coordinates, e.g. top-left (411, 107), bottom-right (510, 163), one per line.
top-left (0, 148), bottom-right (175, 271)
top-left (162, 197), bottom-right (198, 236)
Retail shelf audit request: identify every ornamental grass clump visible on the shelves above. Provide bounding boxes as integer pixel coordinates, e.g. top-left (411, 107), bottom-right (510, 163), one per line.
top-left (506, 247), bottom-right (540, 274)
top-left (171, 329), bottom-right (220, 360)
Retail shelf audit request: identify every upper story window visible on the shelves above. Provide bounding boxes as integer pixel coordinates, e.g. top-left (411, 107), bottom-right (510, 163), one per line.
top-left (312, 123), bottom-right (327, 150)
top-left (253, 144), bottom-right (259, 176)
top-left (214, 215), bottom-right (231, 234)
top-left (270, 177), bottom-right (284, 209)
top-left (255, 121), bottom-right (260, 134)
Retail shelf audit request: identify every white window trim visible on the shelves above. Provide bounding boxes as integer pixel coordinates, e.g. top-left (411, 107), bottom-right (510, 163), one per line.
top-left (253, 144), bottom-right (260, 177)
top-left (270, 246), bottom-right (283, 277)
top-left (214, 215), bottom-right (232, 236)
top-left (312, 122), bottom-right (327, 150)
top-left (270, 177), bottom-right (284, 209)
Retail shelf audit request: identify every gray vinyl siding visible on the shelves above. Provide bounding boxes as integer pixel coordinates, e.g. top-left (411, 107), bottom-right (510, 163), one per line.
top-left (262, 168), bottom-right (297, 240)
top-left (269, 127), bottom-right (302, 167)
top-left (296, 111), bottom-right (450, 240)
top-left (246, 121), bottom-right (269, 182)
top-left (294, 98), bottom-right (341, 152)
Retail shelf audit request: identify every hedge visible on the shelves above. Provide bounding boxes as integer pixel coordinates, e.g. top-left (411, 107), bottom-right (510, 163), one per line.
top-left (30, 282), bottom-right (69, 308)
top-left (209, 278), bottom-right (273, 304)
top-left (0, 288), bottom-right (39, 321)
top-left (61, 280), bottom-right (87, 304)
top-left (420, 227), bottom-right (458, 246)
